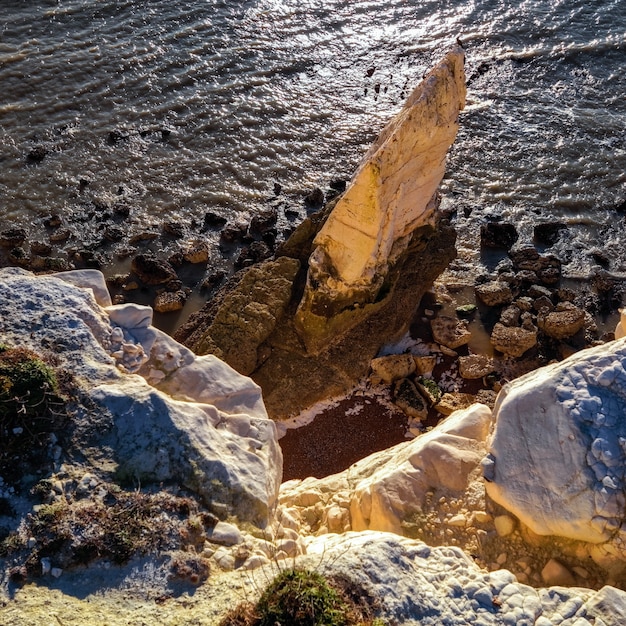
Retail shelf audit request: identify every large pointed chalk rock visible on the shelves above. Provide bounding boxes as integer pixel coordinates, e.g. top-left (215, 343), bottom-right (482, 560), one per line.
top-left (296, 46), bottom-right (466, 351)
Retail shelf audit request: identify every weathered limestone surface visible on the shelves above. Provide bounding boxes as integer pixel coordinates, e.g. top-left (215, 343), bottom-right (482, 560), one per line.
top-left (0, 267), bottom-right (281, 525)
top-left (296, 46), bottom-right (466, 352)
top-left (484, 337), bottom-right (626, 561)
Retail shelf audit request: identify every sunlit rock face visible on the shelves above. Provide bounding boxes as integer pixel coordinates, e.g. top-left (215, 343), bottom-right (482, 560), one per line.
top-left (484, 338), bottom-right (626, 558)
top-left (0, 268), bottom-right (282, 526)
top-left (296, 46), bottom-right (466, 352)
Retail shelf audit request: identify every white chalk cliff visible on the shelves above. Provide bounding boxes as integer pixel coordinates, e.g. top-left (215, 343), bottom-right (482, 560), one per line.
top-left (0, 267), bottom-right (281, 525)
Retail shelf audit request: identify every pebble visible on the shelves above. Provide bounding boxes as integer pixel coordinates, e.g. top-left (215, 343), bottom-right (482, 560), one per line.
top-left (494, 514), bottom-right (516, 537)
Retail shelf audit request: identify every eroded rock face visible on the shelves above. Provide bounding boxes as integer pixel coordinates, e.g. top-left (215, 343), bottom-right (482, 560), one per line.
top-left (295, 46), bottom-right (466, 353)
top-left (484, 337), bottom-right (626, 559)
top-left (0, 267), bottom-right (281, 526)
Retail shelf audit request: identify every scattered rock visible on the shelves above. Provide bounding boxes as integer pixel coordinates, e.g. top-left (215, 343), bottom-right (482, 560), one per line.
top-left (414, 356), bottom-right (437, 376)
top-left (393, 378), bottom-right (428, 419)
top-left (129, 231), bottom-right (159, 245)
top-left (490, 323), bottom-right (537, 357)
top-left (209, 521), bottom-right (243, 546)
top-left (131, 254), bottom-right (178, 285)
top-left (475, 281), bottom-right (514, 307)
top-left (163, 221), bottom-right (186, 238)
top-left (541, 558), bottom-right (576, 587)
top-left (458, 354), bottom-right (495, 379)
top-left (249, 208), bottom-right (278, 235)
top-left (534, 222), bottom-right (567, 246)
top-left (0, 227), bottom-right (27, 247)
top-left (499, 304), bottom-right (521, 327)
top-left (49, 228), bottom-right (72, 243)
top-left (430, 316), bottom-right (471, 349)
top-left (480, 221), bottom-right (518, 249)
top-left (537, 302), bottom-right (586, 339)
top-left (182, 240), bottom-right (210, 264)
top-left (154, 290), bottom-right (188, 313)
top-left (370, 353), bottom-right (416, 384)
top-left (494, 514), bottom-right (516, 537)
top-left (455, 303), bottom-right (477, 318)
top-left (202, 211), bottom-right (228, 231)
top-left (304, 187), bottom-right (324, 206)
top-left (435, 392), bottom-right (476, 416)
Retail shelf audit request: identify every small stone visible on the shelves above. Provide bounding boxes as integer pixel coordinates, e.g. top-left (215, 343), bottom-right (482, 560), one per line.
top-left (541, 558), bottom-right (576, 586)
top-left (49, 228), bottom-right (72, 243)
top-left (414, 356), bottom-right (437, 376)
top-left (455, 304), bottom-right (477, 318)
top-left (41, 557), bottom-right (51, 575)
top-left (131, 253), bottom-right (178, 285)
top-left (430, 316), bottom-right (471, 349)
top-left (533, 222), bottom-right (567, 246)
top-left (472, 511), bottom-right (492, 525)
top-left (154, 290), bottom-right (188, 313)
top-left (209, 522), bottom-right (242, 546)
top-left (494, 514), bottom-right (516, 537)
top-left (447, 514), bottom-right (467, 527)
top-left (499, 304), bottom-right (521, 327)
top-left (51, 567), bottom-right (63, 578)
top-left (480, 222), bottom-right (518, 249)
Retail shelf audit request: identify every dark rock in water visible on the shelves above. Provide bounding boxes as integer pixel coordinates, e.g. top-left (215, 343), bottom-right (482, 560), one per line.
top-left (203, 211), bottom-right (228, 230)
top-left (261, 228), bottom-right (278, 249)
top-left (163, 221), bottom-right (185, 239)
top-left (43, 214), bottom-right (62, 229)
top-left (103, 226), bottom-right (125, 242)
top-left (219, 222), bottom-right (248, 245)
top-left (249, 208), bottom-right (278, 235)
top-left (70, 249), bottom-right (105, 269)
top-left (533, 222), bottom-right (567, 246)
top-left (200, 270), bottom-right (226, 292)
top-left (131, 253), bottom-right (178, 285)
top-left (129, 231), bottom-right (159, 245)
top-left (304, 187), bottom-right (324, 207)
top-left (113, 203), bottom-right (131, 218)
top-left (591, 249), bottom-right (611, 269)
top-left (107, 129), bottom-right (129, 144)
top-left (167, 251), bottom-right (185, 267)
top-left (0, 227), bottom-right (27, 247)
top-left (273, 182), bottom-right (282, 196)
top-left (234, 241), bottom-right (272, 270)
top-left (26, 145), bottom-right (49, 163)
top-left (480, 221), bottom-right (518, 249)
top-left (509, 246), bottom-right (561, 286)
top-left (329, 179), bottom-right (347, 192)
top-left (49, 228), bottom-right (72, 243)
top-left (614, 198), bottom-right (626, 213)
top-left (455, 303), bottom-right (477, 318)
top-left (284, 207), bottom-right (301, 219)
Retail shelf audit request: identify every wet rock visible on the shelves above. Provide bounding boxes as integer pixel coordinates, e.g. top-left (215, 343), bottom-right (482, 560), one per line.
top-left (273, 182), bottom-right (282, 196)
top-left (203, 211), bottom-right (228, 230)
top-left (154, 290), bottom-right (188, 313)
top-left (131, 253), bottom-right (178, 285)
top-left (182, 240), bottom-right (210, 264)
top-left (591, 249), bottom-right (611, 269)
top-left (435, 392), bottom-right (476, 416)
top-left (107, 128), bottom-right (129, 144)
top-left (129, 231), bottom-right (159, 245)
top-left (103, 226), bottom-right (125, 242)
top-left (527, 284), bottom-right (553, 300)
top-left (163, 221), bottom-right (185, 238)
top-left (533, 222), bottom-right (567, 246)
top-left (220, 222), bottom-right (248, 245)
top-left (533, 295), bottom-right (554, 312)
top-left (234, 241), bottom-right (272, 270)
top-left (459, 354), bottom-right (495, 379)
top-left (537, 302), bottom-right (586, 339)
top-left (455, 303), bottom-right (477, 318)
top-left (393, 378), bottom-right (428, 419)
top-left (0, 227), bottom-right (27, 247)
top-left (475, 281), bottom-right (513, 307)
top-left (430, 315), bottom-right (471, 349)
top-left (538, 264), bottom-right (561, 285)
top-left (491, 323), bottom-right (537, 357)
top-left (200, 270), bottom-right (226, 292)
top-left (113, 203), bottom-right (131, 218)
top-left (329, 179), bottom-right (347, 192)
top-left (304, 187), bottom-right (324, 207)
top-left (509, 245), bottom-right (542, 271)
top-left (249, 208), bottom-right (278, 235)
top-left (480, 221), bottom-right (518, 249)
top-left (499, 304), bottom-right (521, 327)
top-left (30, 241), bottom-right (52, 256)
top-left (26, 144), bottom-right (49, 163)
top-left (49, 228), bottom-right (72, 243)
top-left (43, 214), bottom-right (62, 228)
top-left (370, 353), bottom-right (416, 384)
top-left (8, 246), bottom-right (29, 266)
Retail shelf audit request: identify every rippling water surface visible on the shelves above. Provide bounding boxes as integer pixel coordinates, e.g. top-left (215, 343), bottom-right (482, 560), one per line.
top-left (1, 0), bottom-right (625, 282)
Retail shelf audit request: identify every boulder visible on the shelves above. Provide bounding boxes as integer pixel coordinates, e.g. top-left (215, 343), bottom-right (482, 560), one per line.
top-left (484, 337), bottom-right (626, 557)
top-left (537, 302), bottom-right (586, 339)
top-left (131, 253), bottom-right (178, 285)
top-left (480, 221), bottom-right (519, 249)
top-left (475, 281), bottom-right (513, 307)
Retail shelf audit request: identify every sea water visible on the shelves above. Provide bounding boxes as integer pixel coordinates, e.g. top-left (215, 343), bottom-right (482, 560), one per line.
top-left (0, 0), bottom-right (624, 296)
